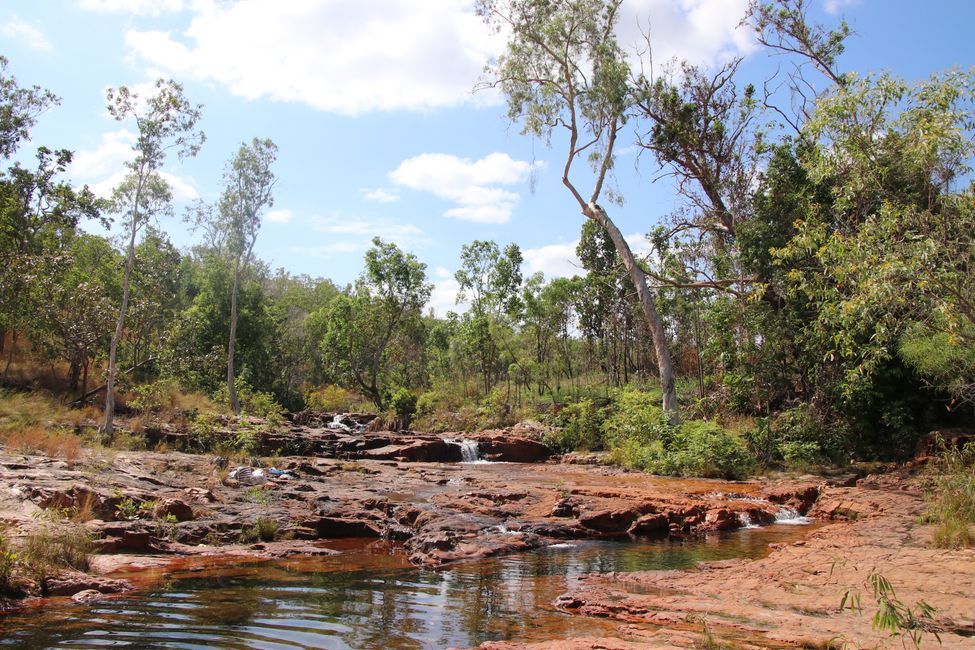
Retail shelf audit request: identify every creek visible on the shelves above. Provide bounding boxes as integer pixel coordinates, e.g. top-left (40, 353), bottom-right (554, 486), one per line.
top-left (0, 522), bottom-right (816, 650)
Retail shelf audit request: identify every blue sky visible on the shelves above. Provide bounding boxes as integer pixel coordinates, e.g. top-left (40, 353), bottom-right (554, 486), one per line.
top-left (2, 0), bottom-right (972, 315)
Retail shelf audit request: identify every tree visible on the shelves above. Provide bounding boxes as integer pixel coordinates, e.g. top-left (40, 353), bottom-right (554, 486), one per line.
top-left (102, 79), bottom-right (204, 435)
top-left (477, 0), bottom-right (678, 418)
top-left (195, 138), bottom-right (277, 414)
top-left (0, 56), bottom-right (59, 158)
top-left (321, 238), bottom-right (432, 410)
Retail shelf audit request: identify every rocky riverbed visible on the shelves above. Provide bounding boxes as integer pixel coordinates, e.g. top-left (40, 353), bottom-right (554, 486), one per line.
top-left (1, 418), bottom-right (816, 605)
top-left (2, 418), bottom-right (971, 649)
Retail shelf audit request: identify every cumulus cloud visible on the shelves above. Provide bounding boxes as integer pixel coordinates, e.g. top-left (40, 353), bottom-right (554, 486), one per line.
top-left (78, 0), bottom-right (185, 16)
top-left (823, 0), bottom-right (860, 15)
top-left (70, 129), bottom-right (199, 201)
top-left (389, 152), bottom-right (539, 224)
top-left (304, 213), bottom-right (429, 254)
top-left (616, 0), bottom-right (755, 70)
top-left (2, 16), bottom-right (53, 52)
top-left (361, 188), bottom-right (400, 203)
top-left (122, 0), bottom-right (504, 115)
top-left (265, 208), bottom-right (293, 224)
top-left (427, 266), bottom-right (467, 317)
top-left (522, 234), bottom-right (654, 280)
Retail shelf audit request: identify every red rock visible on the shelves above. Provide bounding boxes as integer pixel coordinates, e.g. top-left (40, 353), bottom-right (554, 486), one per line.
top-left (628, 513), bottom-right (669, 536)
top-left (42, 571), bottom-right (131, 597)
top-left (153, 498), bottom-right (194, 522)
top-left (579, 508), bottom-right (639, 534)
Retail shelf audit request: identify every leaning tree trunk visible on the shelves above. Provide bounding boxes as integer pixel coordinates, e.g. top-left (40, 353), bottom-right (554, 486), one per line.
top-left (227, 260), bottom-right (241, 415)
top-left (585, 202), bottom-right (679, 420)
top-left (103, 214), bottom-right (140, 436)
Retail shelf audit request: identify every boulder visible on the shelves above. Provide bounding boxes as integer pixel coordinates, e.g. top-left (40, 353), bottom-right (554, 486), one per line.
top-left (42, 571), bottom-right (131, 598)
top-left (152, 498), bottom-right (195, 522)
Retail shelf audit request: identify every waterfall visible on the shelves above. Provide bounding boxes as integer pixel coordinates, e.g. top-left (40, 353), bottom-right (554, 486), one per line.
top-left (774, 507), bottom-right (811, 525)
top-left (459, 439), bottom-right (481, 463)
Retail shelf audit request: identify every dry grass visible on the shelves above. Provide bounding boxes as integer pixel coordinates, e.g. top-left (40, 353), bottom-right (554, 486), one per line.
top-left (2, 425), bottom-right (83, 463)
top-left (18, 525), bottom-right (92, 581)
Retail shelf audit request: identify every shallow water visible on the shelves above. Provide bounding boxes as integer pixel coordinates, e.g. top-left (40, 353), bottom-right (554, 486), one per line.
top-left (0, 523), bottom-right (817, 650)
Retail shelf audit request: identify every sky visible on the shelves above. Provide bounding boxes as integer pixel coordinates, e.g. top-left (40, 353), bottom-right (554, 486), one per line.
top-left (2, 0), bottom-right (972, 316)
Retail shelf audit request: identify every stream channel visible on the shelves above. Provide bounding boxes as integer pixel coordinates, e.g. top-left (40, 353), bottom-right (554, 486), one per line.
top-left (0, 519), bottom-right (816, 649)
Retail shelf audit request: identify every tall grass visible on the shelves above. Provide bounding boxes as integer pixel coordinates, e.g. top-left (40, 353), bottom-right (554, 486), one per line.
top-left (924, 441), bottom-right (975, 549)
top-left (0, 390), bottom-right (86, 462)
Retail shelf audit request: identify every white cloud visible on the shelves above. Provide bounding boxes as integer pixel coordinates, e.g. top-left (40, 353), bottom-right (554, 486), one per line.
top-left (522, 233), bottom-right (654, 280)
top-left (616, 0), bottom-right (755, 71)
top-left (824, 0), bottom-right (860, 15)
top-left (523, 242), bottom-right (584, 279)
top-left (265, 208), bottom-right (294, 224)
top-left (361, 188), bottom-right (400, 203)
top-left (305, 213), bottom-right (429, 254)
top-left (71, 129), bottom-right (198, 201)
top-left (389, 152), bottom-right (539, 224)
top-left (2, 16), bottom-right (53, 52)
top-left (78, 0), bottom-right (185, 16)
top-left (123, 0), bottom-right (504, 115)
top-left (427, 266), bottom-right (467, 317)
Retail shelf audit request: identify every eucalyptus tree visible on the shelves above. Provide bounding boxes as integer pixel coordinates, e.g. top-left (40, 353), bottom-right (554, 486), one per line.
top-left (477, 0), bottom-right (678, 417)
top-left (321, 238), bottom-right (432, 411)
top-left (102, 79), bottom-right (204, 435)
top-left (196, 138), bottom-right (277, 414)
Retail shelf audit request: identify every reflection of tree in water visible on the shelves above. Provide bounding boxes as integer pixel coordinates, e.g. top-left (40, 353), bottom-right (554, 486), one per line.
top-left (0, 526), bottom-right (816, 648)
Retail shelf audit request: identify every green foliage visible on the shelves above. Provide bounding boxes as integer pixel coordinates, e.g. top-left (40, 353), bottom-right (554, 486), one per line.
top-left (596, 388), bottom-right (753, 478)
top-left (214, 378), bottom-right (283, 425)
top-left (304, 384), bottom-right (358, 412)
top-left (841, 570), bottom-right (939, 649)
top-left (545, 398), bottom-right (605, 452)
top-left (18, 525), bottom-right (92, 579)
top-left (389, 387), bottom-right (417, 420)
top-left (240, 517), bottom-right (279, 543)
top-left (924, 441), bottom-right (975, 549)
top-left (0, 532), bottom-right (16, 593)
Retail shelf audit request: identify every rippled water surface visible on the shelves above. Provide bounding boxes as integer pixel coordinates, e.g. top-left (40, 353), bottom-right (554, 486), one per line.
top-left (0, 524), bottom-right (816, 649)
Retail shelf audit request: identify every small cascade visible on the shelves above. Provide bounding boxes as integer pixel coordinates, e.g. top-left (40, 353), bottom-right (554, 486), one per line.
top-left (736, 512), bottom-right (761, 529)
top-left (774, 506), bottom-right (812, 525)
top-left (459, 439), bottom-right (482, 463)
top-left (330, 414), bottom-right (352, 432)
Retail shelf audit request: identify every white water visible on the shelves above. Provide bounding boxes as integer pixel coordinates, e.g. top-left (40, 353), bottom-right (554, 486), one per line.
top-left (774, 506), bottom-right (812, 525)
top-left (736, 512), bottom-right (761, 529)
top-left (456, 439), bottom-right (488, 463)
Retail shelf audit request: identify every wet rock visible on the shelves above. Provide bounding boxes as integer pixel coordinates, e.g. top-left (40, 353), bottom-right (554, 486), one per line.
top-left (628, 513), bottom-right (669, 536)
top-left (762, 483), bottom-right (821, 515)
top-left (307, 516), bottom-right (382, 538)
top-left (473, 433), bottom-right (552, 462)
top-left (42, 571), bottom-right (131, 598)
top-left (579, 507), bottom-right (639, 534)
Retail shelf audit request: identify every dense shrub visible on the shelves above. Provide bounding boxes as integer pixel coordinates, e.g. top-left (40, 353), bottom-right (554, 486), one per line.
top-left (924, 441), bottom-right (975, 549)
top-left (545, 398), bottom-right (605, 452)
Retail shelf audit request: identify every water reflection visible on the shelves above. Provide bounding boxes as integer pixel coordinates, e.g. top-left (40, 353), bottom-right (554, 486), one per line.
top-left (0, 524), bottom-right (815, 649)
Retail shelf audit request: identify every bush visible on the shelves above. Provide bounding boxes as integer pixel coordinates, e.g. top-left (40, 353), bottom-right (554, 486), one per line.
top-left (601, 387), bottom-right (669, 447)
top-left (214, 379), bottom-right (284, 425)
top-left (599, 387), bottom-right (753, 479)
top-left (129, 379), bottom-right (217, 417)
top-left (305, 384), bottom-right (358, 412)
top-left (18, 525), bottom-right (92, 580)
top-left (389, 387), bottom-right (417, 420)
top-left (0, 533), bottom-right (15, 594)
top-left (743, 404), bottom-right (848, 470)
top-left (545, 398), bottom-right (605, 452)
top-left (924, 441), bottom-right (975, 549)
top-left (240, 517), bottom-right (279, 543)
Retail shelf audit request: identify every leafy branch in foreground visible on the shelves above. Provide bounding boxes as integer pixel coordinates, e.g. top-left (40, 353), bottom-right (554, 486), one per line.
top-left (840, 568), bottom-right (940, 649)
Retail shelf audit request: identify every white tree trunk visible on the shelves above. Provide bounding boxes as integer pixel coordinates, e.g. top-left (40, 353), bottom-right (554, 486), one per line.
top-left (586, 202), bottom-right (679, 420)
